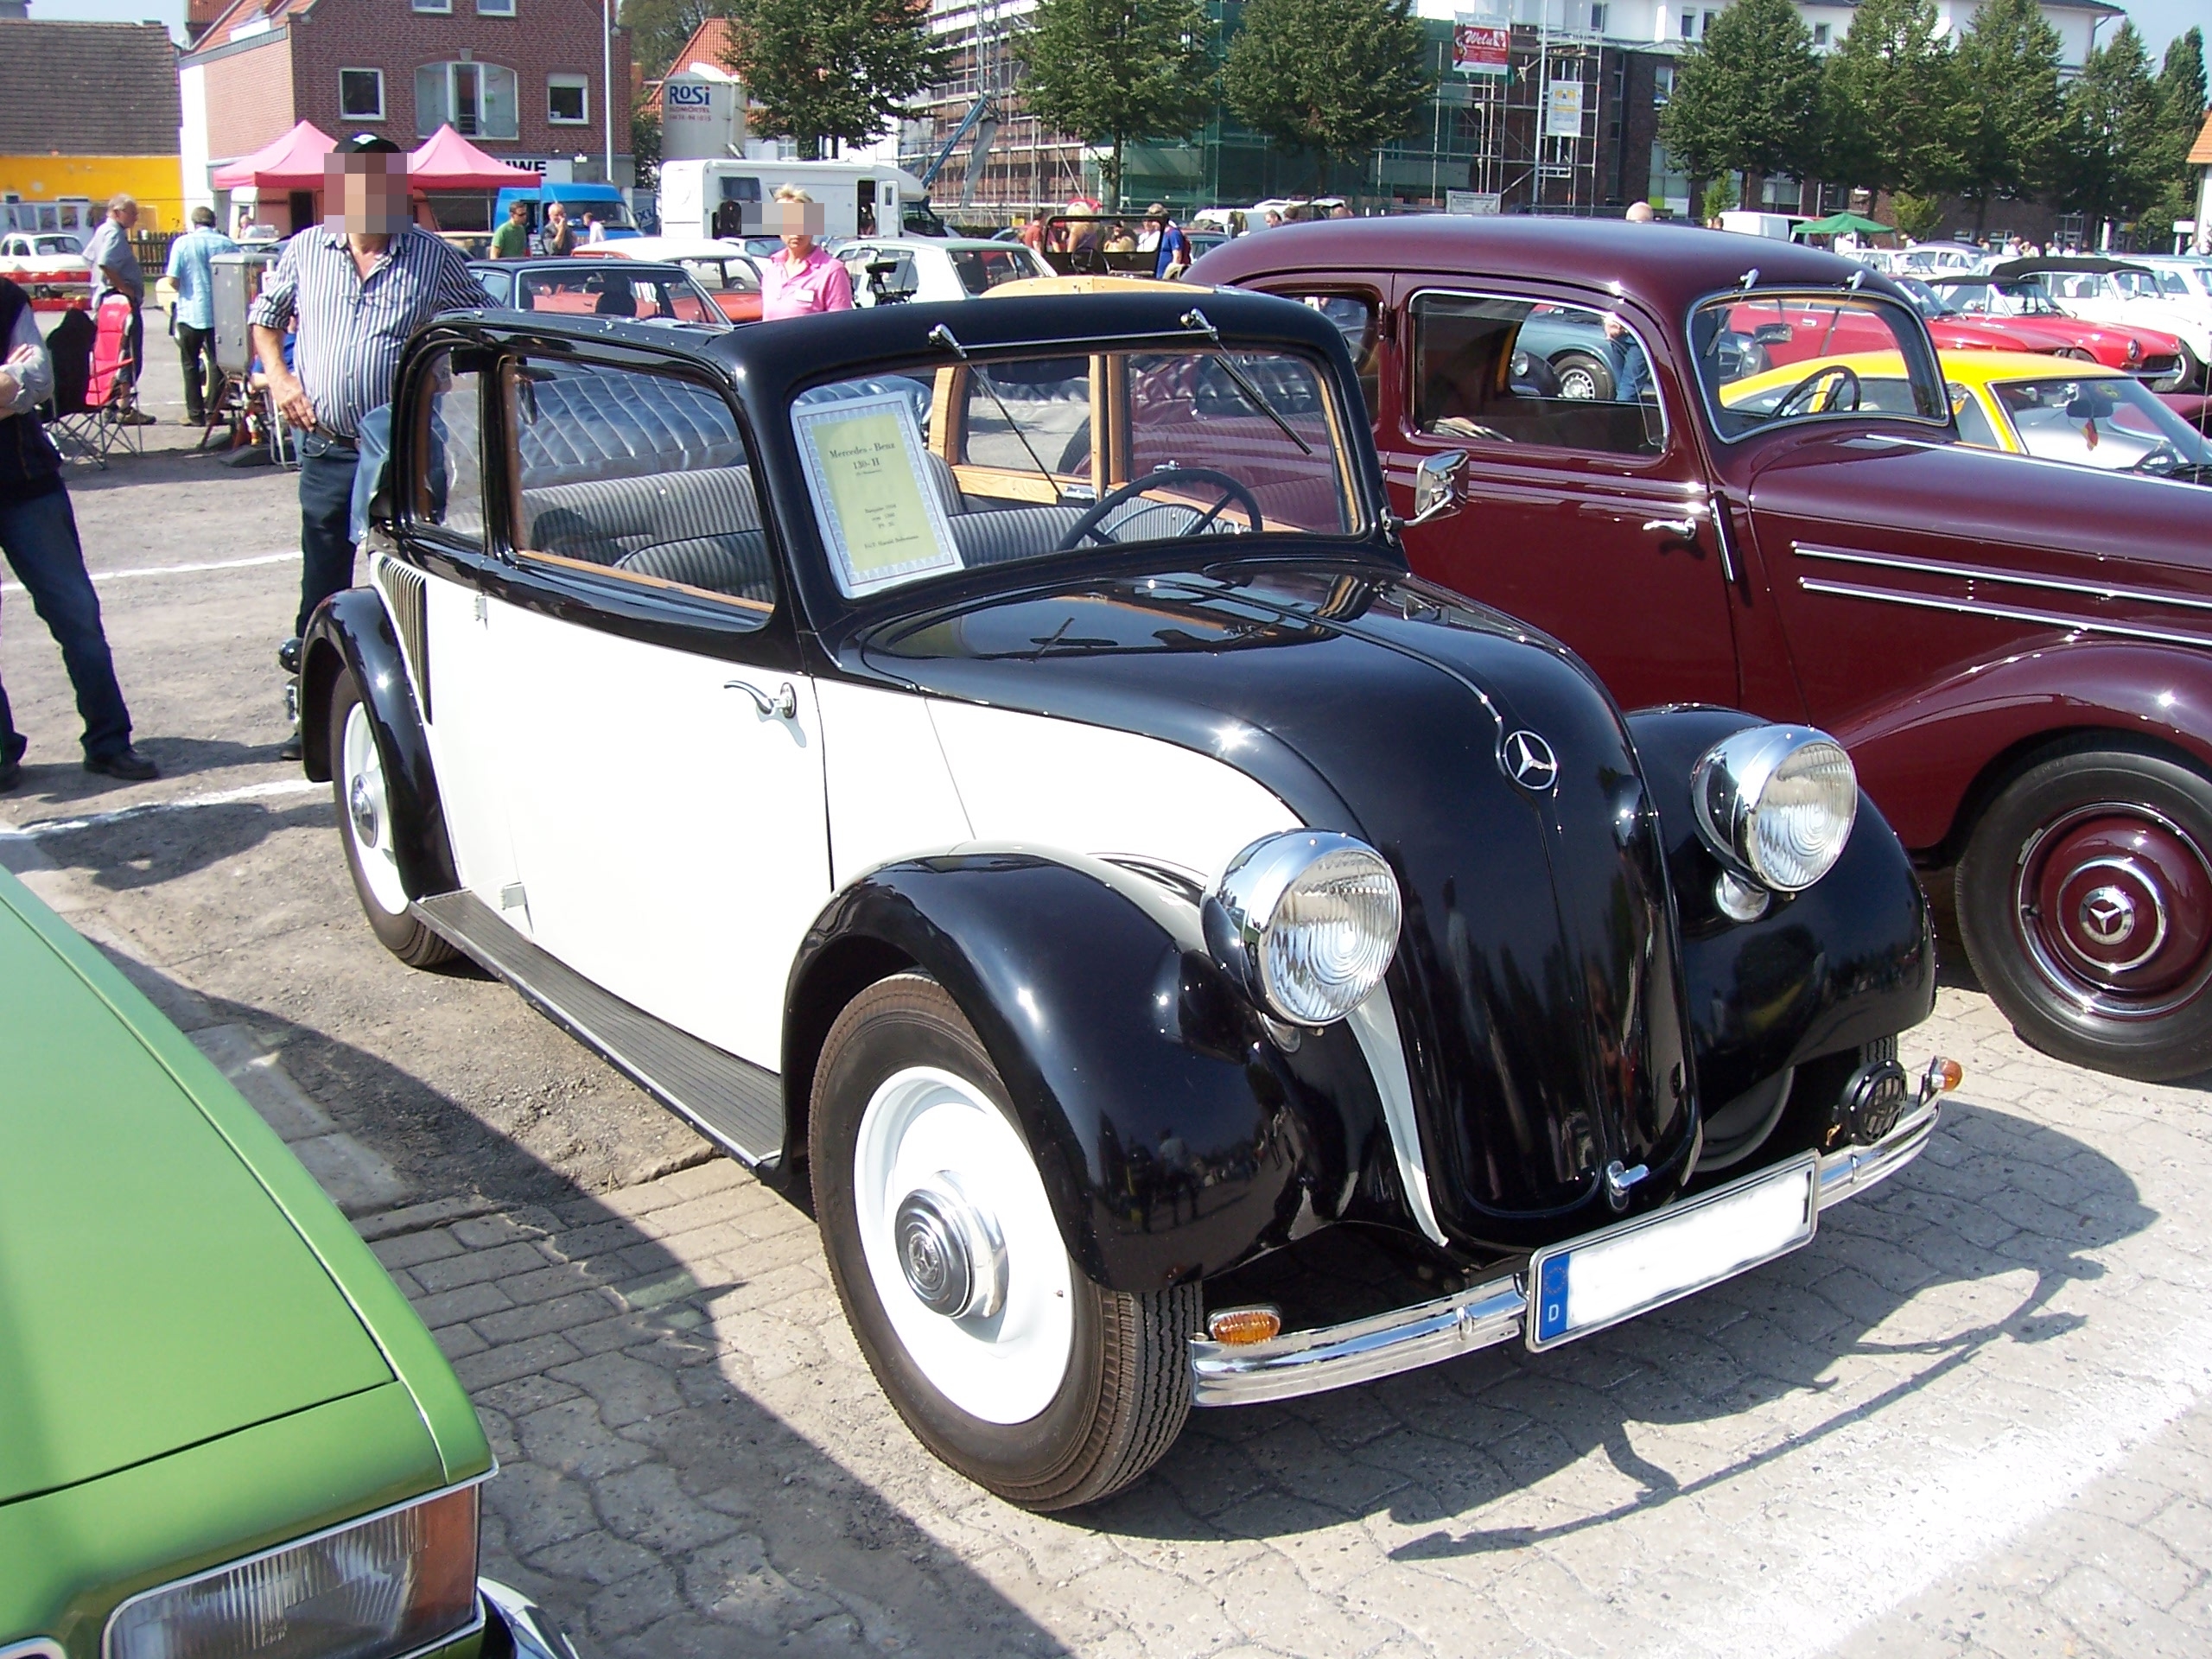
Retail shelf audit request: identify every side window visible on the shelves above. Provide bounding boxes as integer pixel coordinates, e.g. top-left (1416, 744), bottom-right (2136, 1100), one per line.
top-left (416, 349), bottom-right (485, 540)
top-left (1947, 384), bottom-right (2000, 448)
top-left (506, 359), bottom-right (772, 624)
top-left (955, 356), bottom-right (1092, 480)
top-left (1410, 292), bottom-right (1663, 457)
top-left (1270, 291), bottom-right (1381, 421)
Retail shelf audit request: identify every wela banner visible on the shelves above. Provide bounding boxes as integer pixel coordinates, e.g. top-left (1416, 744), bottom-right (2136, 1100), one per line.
top-left (1452, 17), bottom-right (1510, 76)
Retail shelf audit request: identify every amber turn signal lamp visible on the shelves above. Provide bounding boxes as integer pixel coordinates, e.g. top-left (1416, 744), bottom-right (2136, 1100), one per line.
top-left (1206, 1306), bottom-right (1283, 1346)
top-left (1927, 1056), bottom-right (1964, 1095)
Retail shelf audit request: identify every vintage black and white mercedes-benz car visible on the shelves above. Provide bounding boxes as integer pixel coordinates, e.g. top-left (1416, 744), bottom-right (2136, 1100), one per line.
top-left (303, 289), bottom-right (1955, 1509)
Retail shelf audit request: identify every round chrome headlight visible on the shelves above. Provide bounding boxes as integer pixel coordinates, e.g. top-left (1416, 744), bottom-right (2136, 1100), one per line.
top-left (1691, 725), bottom-right (1858, 893)
top-left (1203, 832), bottom-right (1402, 1026)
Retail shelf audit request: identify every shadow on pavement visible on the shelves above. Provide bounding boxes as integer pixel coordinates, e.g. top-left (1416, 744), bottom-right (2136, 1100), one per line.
top-left (16, 794), bottom-right (330, 890)
top-left (95, 944), bottom-right (1071, 1659)
top-left (1087, 1096), bottom-right (2152, 1552)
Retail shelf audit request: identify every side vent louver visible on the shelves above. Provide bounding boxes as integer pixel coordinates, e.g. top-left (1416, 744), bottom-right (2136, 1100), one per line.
top-left (376, 559), bottom-right (432, 721)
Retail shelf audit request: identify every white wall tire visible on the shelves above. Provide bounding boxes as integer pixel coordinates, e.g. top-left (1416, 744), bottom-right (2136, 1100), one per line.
top-left (330, 667), bottom-right (456, 969)
top-left (810, 974), bottom-right (1198, 1510)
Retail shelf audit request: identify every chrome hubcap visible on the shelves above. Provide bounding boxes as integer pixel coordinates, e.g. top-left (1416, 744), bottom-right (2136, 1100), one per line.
top-left (2077, 884), bottom-right (2138, 950)
top-left (348, 775), bottom-right (379, 849)
top-left (894, 1176), bottom-right (1006, 1319)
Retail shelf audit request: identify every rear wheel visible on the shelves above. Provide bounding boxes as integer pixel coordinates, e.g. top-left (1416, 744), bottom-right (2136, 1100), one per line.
top-left (1551, 350), bottom-right (1614, 401)
top-left (332, 668), bottom-right (455, 969)
top-left (810, 975), bottom-right (1197, 1510)
top-left (1957, 747), bottom-right (2212, 1081)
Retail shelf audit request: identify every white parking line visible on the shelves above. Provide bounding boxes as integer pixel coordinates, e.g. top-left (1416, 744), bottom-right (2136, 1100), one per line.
top-left (0, 778), bottom-right (324, 839)
top-left (2, 551), bottom-right (296, 595)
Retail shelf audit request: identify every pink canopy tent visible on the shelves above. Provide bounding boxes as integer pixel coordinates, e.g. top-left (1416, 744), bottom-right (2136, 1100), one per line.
top-left (210, 120), bottom-right (338, 190)
top-left (406, 125), bottom-right (542, 189)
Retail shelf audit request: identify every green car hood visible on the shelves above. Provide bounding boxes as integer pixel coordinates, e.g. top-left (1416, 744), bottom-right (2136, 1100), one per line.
top-left (0, 874), bottom-right (402, 1504)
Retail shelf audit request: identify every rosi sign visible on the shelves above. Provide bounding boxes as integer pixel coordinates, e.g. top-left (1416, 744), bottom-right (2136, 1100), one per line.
top-left (668, 82), bottom-right (712, 109)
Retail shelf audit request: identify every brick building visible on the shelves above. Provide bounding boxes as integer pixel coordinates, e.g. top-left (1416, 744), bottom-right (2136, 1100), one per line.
top-left (180, 0), bottom-right (632, 231)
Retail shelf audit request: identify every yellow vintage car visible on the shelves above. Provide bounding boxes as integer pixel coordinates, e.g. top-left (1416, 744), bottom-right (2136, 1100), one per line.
top-left (1721, 349), bottom-right (2212, 483)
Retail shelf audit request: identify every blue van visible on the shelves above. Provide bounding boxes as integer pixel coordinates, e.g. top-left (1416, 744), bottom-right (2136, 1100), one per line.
top-left (492, 182), bottom-right (641, 241)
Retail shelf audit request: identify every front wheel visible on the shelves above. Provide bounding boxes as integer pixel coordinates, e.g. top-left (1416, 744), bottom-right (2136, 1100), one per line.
top-left (1956, 747), bottom-right (2212, 1081)
top-left (332, 668), bottom-right (455, 969)
top-left (1551, 350), bottom-right (1614, 401)
top-left (810, 975), bottom-right (1198, 1510)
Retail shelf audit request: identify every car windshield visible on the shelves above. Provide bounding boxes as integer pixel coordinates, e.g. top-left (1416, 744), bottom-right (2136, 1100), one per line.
top-left (679, 257), bottom-right (760, 294)
top-left (791, 346), bottom-right (1364, 599)
top-left (514, 267), bottom-right (721, 326)
top-left (1993, 375), bottom-right (2212, 478)
top-left (1935, 280), bottom-right (2063, 317)
top-left (949, 246), bottom-right (1041, 296)
top-left (1694, 292), bottom-right (1947, 437)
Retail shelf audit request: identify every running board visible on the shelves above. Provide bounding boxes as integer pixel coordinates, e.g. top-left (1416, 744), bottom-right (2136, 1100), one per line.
top-left (412, 891), bottom-right (784, 1168)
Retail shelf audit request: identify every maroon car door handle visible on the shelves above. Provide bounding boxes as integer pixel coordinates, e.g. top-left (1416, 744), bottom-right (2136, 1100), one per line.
top-left (1641, 517), bottom-right (1700, 538)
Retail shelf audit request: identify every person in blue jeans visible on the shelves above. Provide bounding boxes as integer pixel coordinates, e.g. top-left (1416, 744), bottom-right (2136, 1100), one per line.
top-left (0, 276), bottom-right (157, 791)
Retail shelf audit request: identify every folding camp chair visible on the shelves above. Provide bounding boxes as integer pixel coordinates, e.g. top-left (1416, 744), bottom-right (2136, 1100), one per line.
top-left (41, 297), bottom-right (141, 466)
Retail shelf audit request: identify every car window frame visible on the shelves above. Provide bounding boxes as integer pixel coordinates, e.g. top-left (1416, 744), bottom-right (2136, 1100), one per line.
top-left (1402, 282), bottom-right (1675, 467)
top-left (1688, 285), bottom-right (1953, 445)
top-left (401, 342), bottom-right (493, 558)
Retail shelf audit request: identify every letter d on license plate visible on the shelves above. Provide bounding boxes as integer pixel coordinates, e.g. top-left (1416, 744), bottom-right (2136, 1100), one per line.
top-left (1526, 1154), bottom-right (1819, 1351)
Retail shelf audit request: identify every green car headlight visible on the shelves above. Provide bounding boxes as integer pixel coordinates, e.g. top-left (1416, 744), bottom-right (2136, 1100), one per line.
top-left (105, 1484), bottom-right (481, 1659)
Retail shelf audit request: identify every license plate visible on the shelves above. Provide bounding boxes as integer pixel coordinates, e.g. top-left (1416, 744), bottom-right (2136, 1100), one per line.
top-left (1526, 1154), bottom-right (1819, 1351)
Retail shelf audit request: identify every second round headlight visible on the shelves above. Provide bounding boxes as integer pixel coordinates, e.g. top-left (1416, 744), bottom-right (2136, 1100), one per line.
top-left (1692, 725), bottom-right (1858, 893)
top-left (1204, 832), bottom-right (1403, 1026)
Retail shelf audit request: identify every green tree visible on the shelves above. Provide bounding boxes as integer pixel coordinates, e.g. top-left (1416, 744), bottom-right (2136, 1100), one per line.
top-left (724, 0), bottom-right (948, 159)
top-left (1221, 0), bottom-right (1436, 193)
top-left (631, 94), bottom-right (664, 192)
top-left (620, 0), bottom-right (726, 81)
top-left (2146, 28), bottom-right (2208, 238)
top-left (1818, 0), bottom-right (1962, 204)
top-left (1951, 0), bottom-right (2063, 235)
top-left (1016, 0), bottom-right (1214, 209)
top-left (1657, 0), bottom-right (1824, 196)
top-left (2055, 22), bottom-right (2165, 235)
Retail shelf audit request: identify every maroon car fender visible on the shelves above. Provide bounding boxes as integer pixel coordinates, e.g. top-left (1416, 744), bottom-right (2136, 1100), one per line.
top-left (1835, 639), bottom-right (2212, 853)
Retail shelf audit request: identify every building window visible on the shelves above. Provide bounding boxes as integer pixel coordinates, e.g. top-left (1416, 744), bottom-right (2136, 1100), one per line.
top-left (412, 0), bottom-right (451, 14)
top-left (416, 61), bottom-right (518, 138)
top-left (1589, 3), bottom-right (1607, 33)
top-left (548, 73), bottom-right (588, 124)
top-left (339, 68), bottom-right (385, 121)
top-left (1681, 10), bottom-right (1694, 37)
top-left (477, 0), bottom-right (515, 16)
top-left (1812, 22), bottom-right (1829, 44)
top-left (1701, 11), bottom-right (1717, 35)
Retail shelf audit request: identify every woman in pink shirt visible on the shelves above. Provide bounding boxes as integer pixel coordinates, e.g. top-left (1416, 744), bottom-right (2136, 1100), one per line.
top-left (759, 186), bottom-right (854, 321)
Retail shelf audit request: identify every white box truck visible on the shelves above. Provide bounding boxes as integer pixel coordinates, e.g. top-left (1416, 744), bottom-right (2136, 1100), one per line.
top-left (658, 159), bottom-right (932, 243)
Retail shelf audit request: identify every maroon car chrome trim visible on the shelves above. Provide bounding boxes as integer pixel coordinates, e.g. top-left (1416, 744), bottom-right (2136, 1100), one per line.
top-left (1797, 578), bottom-right (2212, 651)
top-left (1794, 542), bottom-right (2212, 616)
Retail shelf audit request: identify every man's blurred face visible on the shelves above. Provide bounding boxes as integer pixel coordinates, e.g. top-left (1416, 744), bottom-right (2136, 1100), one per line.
top-left (324, 154), bottom-right (410, 235)
top-left (112, 202), bottom-right (139, 228)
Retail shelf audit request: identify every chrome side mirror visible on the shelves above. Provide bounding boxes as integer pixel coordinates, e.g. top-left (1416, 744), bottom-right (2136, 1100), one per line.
top-left (1409, 449), bottom-right (1467, 524)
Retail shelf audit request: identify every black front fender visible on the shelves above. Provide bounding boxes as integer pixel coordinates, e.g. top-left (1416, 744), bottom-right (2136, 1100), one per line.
top-left (783, 851), bottom-right (1403, 1293)
top-left (301, 588), bottom-right (460, 902)
top-left (1627, 707), bottom-right (1936, 1109)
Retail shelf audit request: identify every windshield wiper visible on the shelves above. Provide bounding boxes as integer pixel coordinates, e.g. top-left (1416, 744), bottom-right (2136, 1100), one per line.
top-left (1178, 308), bottom-right (1313, 455)
top-left (927, 322), bottom-right (1062, 489)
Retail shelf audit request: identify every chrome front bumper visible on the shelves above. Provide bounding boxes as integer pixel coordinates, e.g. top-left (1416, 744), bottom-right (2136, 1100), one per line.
top-left (479, 1579), bottom-right (575, 1659)
top-left (1188, 1095), bottom-right (1941, 1408)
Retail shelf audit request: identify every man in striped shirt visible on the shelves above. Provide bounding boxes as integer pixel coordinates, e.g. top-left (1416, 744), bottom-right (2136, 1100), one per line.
top-left (251, 134), bottom-right (483, 757)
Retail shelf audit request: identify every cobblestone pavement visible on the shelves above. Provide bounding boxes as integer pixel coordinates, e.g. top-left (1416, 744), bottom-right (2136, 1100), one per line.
top-left (5, 325), bottom-right (2211, 1657)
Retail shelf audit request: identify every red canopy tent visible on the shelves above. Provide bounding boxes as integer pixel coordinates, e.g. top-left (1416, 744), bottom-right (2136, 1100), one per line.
top-left (210, 120), bottom-right (338, 190)
top-left (406, 125), bottom-right (542, 188)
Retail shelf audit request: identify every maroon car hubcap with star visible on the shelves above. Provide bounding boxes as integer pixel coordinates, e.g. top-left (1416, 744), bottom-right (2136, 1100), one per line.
top-left (2016, 805), bottom-right (2212, 1017)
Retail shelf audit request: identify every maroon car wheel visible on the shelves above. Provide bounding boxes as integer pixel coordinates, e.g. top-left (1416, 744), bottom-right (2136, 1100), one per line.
top-left (1958, 748), bottom-right (2212, 1081)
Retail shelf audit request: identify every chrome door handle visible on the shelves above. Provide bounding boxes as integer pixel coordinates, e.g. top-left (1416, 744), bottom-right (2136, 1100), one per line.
top-left (726, 680), bottom-right (798, 720)
top-left (1642, 517), bottom-right (1700, 538)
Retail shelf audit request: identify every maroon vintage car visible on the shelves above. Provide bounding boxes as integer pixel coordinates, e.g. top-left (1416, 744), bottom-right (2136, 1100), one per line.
top-left (1192, 217), bottom-right (2212, 1081)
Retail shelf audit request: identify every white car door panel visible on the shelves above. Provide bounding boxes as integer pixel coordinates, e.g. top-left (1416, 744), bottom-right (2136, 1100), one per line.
top-left (411, 565), bottom-right (524, 920)
top-left (488, 599), bottom-right (829, 1070)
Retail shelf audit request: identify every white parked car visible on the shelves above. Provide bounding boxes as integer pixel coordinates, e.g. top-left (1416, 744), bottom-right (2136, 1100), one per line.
top-left (833, 236), bottom-right (1050, 306)
top-left (1891, 242), bottom-right (1987, 278)
top-left (1995, 255), bottom-right (2212, 391)
top-left (0, 230), bottom-right (91, 311)
top-left (298, 288), bottom-right (1948, 1511)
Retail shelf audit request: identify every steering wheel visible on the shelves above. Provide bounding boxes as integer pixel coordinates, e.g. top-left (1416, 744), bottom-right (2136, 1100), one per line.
top-left (2127, 440), bottom-right (2184, 475)
top-left (1055, 467), bottom-right (1264, 551)
top-left (1770, 363), bottom-right (1861, 420)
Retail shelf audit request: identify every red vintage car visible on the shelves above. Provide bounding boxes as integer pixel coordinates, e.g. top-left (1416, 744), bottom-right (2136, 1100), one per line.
top-left (1192, 216), bottom-right (2212, 1081)
top-left (1916, 276), bottom-right (2192, 391)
